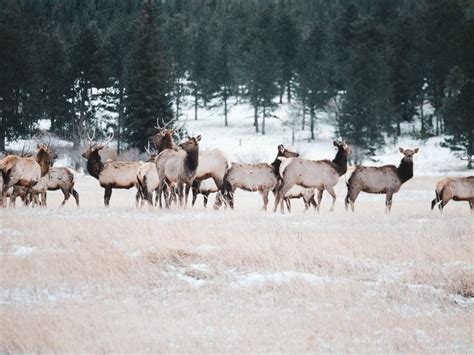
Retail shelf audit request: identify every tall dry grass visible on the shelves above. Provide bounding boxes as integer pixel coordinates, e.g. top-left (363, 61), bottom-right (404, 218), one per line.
top-left (0, 176), bottom-right (472, 352)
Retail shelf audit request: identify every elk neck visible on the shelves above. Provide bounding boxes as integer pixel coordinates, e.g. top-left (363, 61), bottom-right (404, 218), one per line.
top-left (271, 153), bottom-right (284, 175)
top-left (86, 150), bottom-right (104, 179)
top-left (332, 148), bottom-right (348, 176)
top-left (158, 135), bottom-right (175, 153)
top-left (36, 150), bottom-right (51, 177)
top-left (397, 157), bottom-right (414, 183)
top-left (184, 146), bottom-right (199, 172)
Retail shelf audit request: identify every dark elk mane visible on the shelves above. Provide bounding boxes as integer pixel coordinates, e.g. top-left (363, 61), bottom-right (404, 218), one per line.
top-left (397, 157), bottom-right (414, 183)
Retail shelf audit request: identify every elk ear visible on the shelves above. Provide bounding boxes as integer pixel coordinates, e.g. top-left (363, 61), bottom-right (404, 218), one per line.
top-left (413, 148), bottom-right (419, 154)
top-left (160, 130), bottom-right (166, 137)
top-left (333, 140), bottom-right (339, 147)
top-left (195, 135), bottom-right (202, 142)
top-left (399, 147), bottom-right (405, 154)
top-left (278, 144), bottom-right (285, 152)
top-left (37, 144), bottom-right (41, 149)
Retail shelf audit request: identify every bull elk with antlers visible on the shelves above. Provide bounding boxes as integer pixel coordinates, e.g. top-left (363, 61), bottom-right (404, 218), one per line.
top-left (1, 144), bottom-right (56, 207)
top-left (345, 147), bottom-right (419, 212)
top-left (82, 131), bottom-right (143, 207)
top-left (431, 176), bottom-right (474, 211)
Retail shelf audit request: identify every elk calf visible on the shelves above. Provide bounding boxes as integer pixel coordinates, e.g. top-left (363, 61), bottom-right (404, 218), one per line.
top-left (431, 176), bottom-right (474, 211)
top-left (283, 186), bottom-right (317, 212)
top-left (345, 147), bottom-right (419, 212)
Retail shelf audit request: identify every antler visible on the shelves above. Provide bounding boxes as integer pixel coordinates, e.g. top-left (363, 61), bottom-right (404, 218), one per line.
top-left (86, 129), bottom-right (96, 147)
top-left (155, 117), bottom-right (176, 130)
top-left (174, 122), bottom-right (186, 133)
top-left (102, 131), bottom-right (114, 148)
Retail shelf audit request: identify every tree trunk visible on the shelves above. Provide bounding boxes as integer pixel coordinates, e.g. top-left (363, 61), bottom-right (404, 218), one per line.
top-left (224, 95), bottom-right (228, 127)
top-left (117, 82), bottom-right (124, 155)
top-left (287, 80), bottom-right (291, 103)
top-left (279, 82), bottom-right (284, 104)
top-left (262, 106), bottom-right (266, 135)
top-left (254, 104), bottom-right (259, 133)
top-left (194, 93), bottom-right (198, 120)
top-left (301, 97), bottom-right (306, 130)
top-left (175, 78), bottom-right (181, 120)
top-left (396, 121), bottom-right (401, 136)
top-left (310, 106), bottom-right (315, 141)
top-left (0, 115), bottom-right (5, 152)
top-left (420, 96), bottom-right (424, 137)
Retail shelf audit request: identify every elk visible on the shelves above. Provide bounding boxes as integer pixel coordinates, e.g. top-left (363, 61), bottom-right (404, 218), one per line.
top-left (191, 178), bottom-right (222, 208)
top-left (137, 144), bottom-right (160, 206)
top-left (221, 144), bottom-right (299, 210)
top-left (32, 167), bottom-right (79, 207)
top-left (431, 176), bottom-right (474, 211)
top-left (1, 144), bottom-right (56, 207)
top-left (283, 186), bottom-right (317, 212)
top-left (82, 132), bottom-right (143, 207)
top-left (274, 141), bottom-right (351, 213)
top-left (345, 147), bottom-right (419, 212)
top-left (155, 135), bottom-right (201, 208)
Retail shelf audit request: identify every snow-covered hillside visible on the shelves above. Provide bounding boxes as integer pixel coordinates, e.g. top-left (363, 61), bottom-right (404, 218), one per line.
top-left (180, 99), bottom-right (470, 176)
top-left (5, 99), bottom-right (471, 176)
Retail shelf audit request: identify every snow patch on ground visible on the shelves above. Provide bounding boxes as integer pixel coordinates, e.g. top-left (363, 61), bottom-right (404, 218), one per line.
top-left (229, 270), bottom-right (336, 288)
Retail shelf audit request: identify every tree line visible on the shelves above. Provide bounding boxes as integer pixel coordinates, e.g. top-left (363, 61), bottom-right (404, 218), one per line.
top-left (0, 0), bottom-right (473, 166)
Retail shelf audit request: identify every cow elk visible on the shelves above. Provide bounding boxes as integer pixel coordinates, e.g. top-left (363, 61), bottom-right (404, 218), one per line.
top-left (1, 144), bottom-right (56, 207)
top-left (345, 147), bottom-right (419, 212)
top-left (137, 144), bottom-right (161, 206)
top-left (431, 176), bottom-right (474, 211)
top-left (82, 131), bottom-right (143, 207)
top-left (221, 144), bottom-right (299, 210)
top-left (274, 141), bottom-right (351, 213)
top-left (33, 167), bottom-right (80, 207)
top-left (156, 135), bottom-right (201, 208)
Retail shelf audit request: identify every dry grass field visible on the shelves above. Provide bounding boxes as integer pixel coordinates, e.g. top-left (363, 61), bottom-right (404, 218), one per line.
top-left (0, 175), bottom-right (473, 353)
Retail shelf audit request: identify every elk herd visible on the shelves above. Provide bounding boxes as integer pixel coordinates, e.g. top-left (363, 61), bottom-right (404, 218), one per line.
top-left (1, 124), bottom-right (473, 213)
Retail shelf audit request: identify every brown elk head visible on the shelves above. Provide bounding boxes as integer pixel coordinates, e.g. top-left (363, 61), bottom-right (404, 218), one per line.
top-left (36, 143), bottom-right (57, 176)
top-left (82, 131), bottom-right (113, 179)
top-left (399, 147), bottom-right (419, 163)
top-left (333, 140), bottom-right (351, 157)
top-left (81, 131), bottom-right (113, 160)
top-left (148, 118), bottom-right (185, 152)
top-left (179, 135), bottom-right (202, 151)
top-left (277, 144), bottom-right (299, 158)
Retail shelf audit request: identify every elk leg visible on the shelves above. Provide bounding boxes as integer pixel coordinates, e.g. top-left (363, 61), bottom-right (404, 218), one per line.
top-left (469, 200), bottom-right (474, 211)
top-left (274, 182), bottom-right (293, 213)
top-left (345, 186), bottom-right (360, 212)
top-left (192, 188), bottom-right (198, 207)
top-left (104, 187), bottom-right (112, 207)
top-left (42, 191), bottom-right (47, 207)
top-left (261, 188), bottom-right (270, 211)
top-left (316, 189), bottom-right (324, 212)
top-left (184, 183), bottom-right (191, 208)
top-left (308, 194), bottom-right (317, 211)
top-left (213, 191), bottom-right (224, 210)
top-left (385, 191), bottom-right (394, 213)
top-left (285, 197), bottom-right (291, 212)
top-left (203, 192), bottom-right (209, 208)
top-left (60, 188), bottom-right (70, 207)
top-left (71, 189), bottom-right (80, 207)
top-left (325, 186), bottom-right (336, 212)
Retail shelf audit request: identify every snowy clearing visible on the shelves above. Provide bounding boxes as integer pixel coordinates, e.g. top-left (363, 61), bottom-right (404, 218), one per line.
top-left (0, 176), bottom-right (472, 353)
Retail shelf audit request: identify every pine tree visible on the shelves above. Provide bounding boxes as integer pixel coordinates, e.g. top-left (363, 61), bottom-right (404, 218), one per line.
top-left (338, 17), bottom-right (389, 163)
top-left (124, 1), bottom-right (173, 150)
top-left (70, 21), bottom-right (107, 143)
